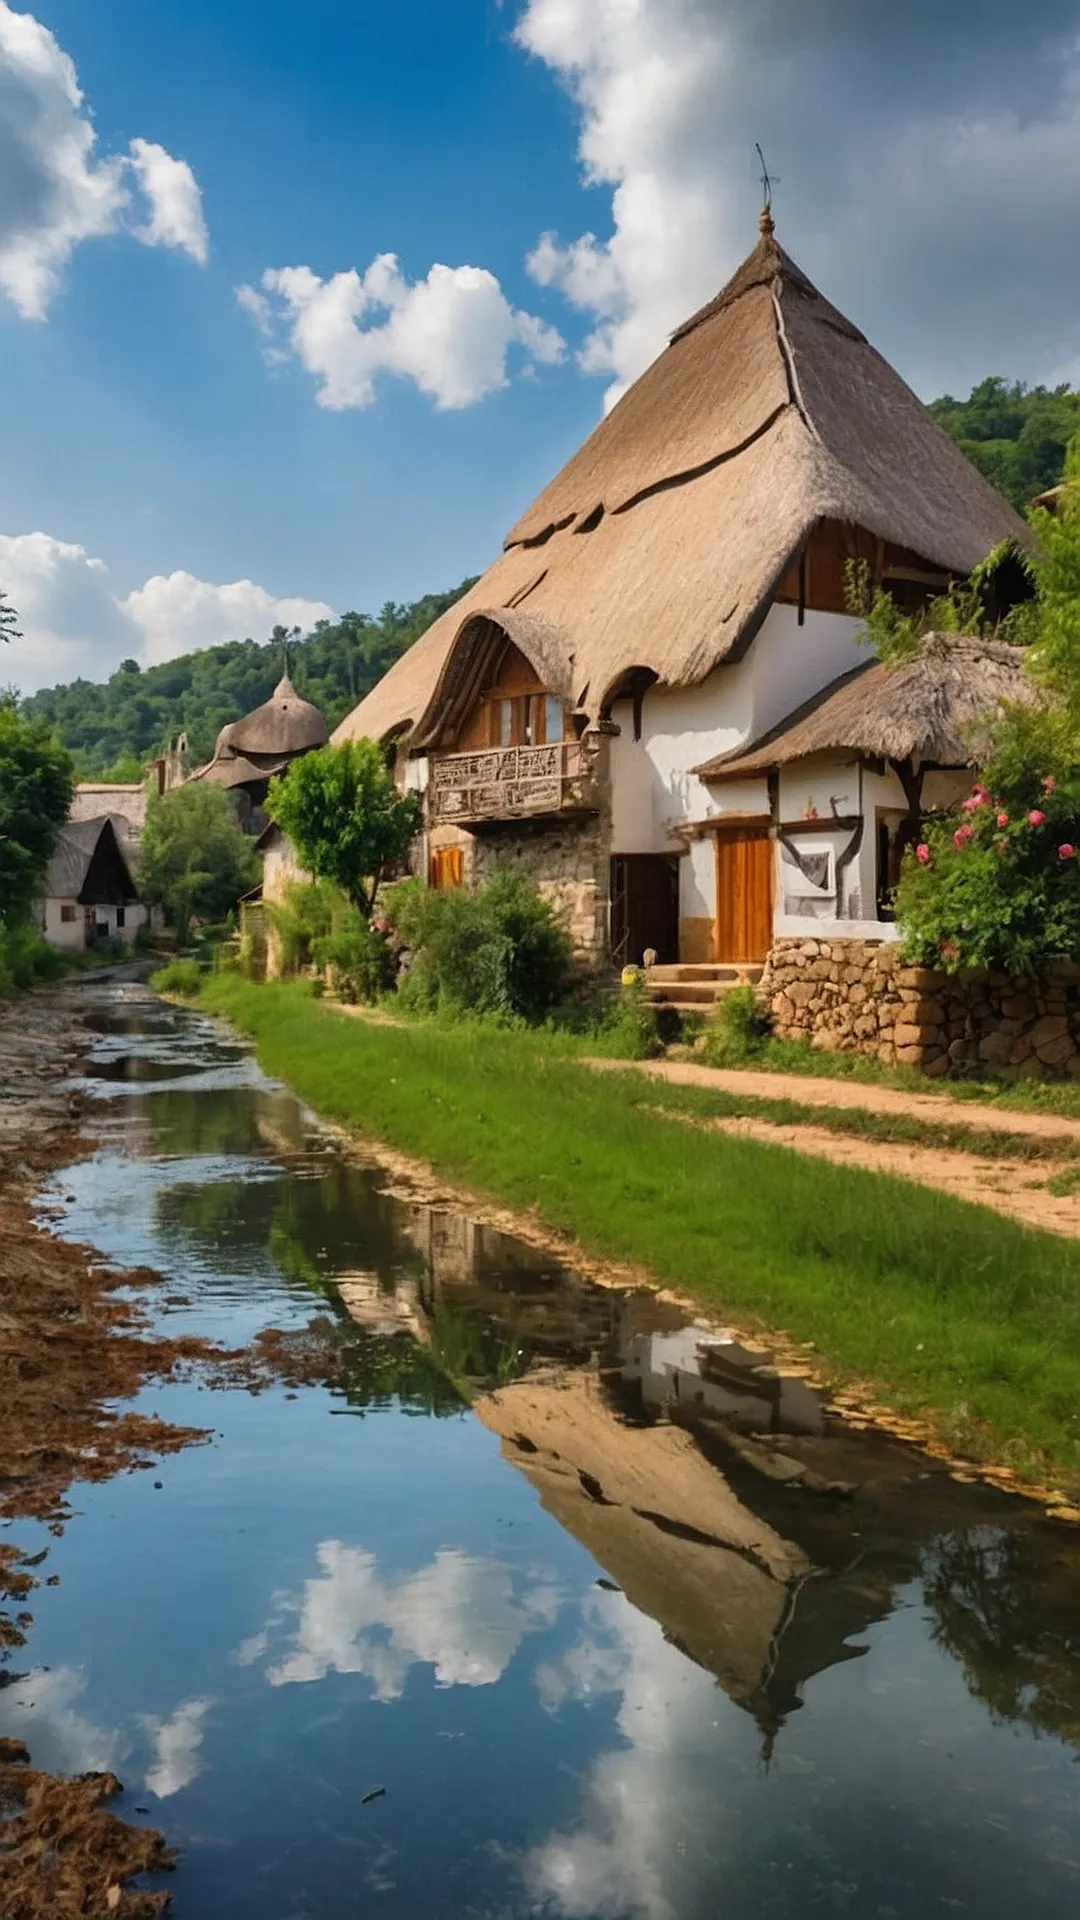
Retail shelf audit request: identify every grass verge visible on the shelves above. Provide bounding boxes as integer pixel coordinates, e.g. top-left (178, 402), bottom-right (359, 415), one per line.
top-left (195, 974), bottom-right (1080, 1488)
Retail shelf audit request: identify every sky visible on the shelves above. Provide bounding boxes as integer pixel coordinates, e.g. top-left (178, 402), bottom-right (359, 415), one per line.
top-left (4, 0), bottom-right (1080, 694)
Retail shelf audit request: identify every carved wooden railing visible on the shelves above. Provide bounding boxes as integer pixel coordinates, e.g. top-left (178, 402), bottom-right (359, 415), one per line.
top-left (428, 739), bottom-right (599, 825)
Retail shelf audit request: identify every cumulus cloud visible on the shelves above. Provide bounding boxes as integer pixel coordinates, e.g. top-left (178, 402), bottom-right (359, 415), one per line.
top-left (240, 1540), bottom-right (561, 1699)
top-left (0, 1), bottom-right (207, 318)
top-left (128, 137), bottom-right (208, 265)
top-left (239, 253), bottom-right (564, 410)
top-left (0, 1665), bottom-right (126, 1777)
top-left (142, 1695), bottom-right (212, 1799)
top-left (515, 0), bottom-right (1080, 404)
top-left (123, 570), bottom-right (333, 667)
top-left (0, 529), bottom-right (332, 691)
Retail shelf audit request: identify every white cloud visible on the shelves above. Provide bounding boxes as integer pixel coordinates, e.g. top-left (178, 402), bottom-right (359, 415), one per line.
top-left (242, 1539), bottom-right (561, 1700)
top-left (0, 1665), bottom-right (126, 1777)
top-left (142, 1695), bottom-right (212, 1799)
top-left (240, 252), bottom-right (565, 410)
top-left (0, 529), bottom-right (332, 691)
top-left (515, 0), bottom-right (1080, 405)
top-left (128, 137), bottom-right (208, 265)
top-left (0, 1), bottom-right (207, 318)
top-left (123, 570), bottom-right (333, 667)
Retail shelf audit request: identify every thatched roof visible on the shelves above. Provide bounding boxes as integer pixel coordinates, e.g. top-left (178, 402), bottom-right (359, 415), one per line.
top-left (42, 816), bottom-right (137, 902)
top-left (335, 215), bottom-right (1028, 748)
top-left (217, 673), bottom-right (327, 760)
top-left (696, 635), bottom-right (1032, 778)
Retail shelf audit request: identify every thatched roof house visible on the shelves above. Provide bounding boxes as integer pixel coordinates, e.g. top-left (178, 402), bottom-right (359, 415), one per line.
top-left (190, 672), bottom-right (328, 831)
top-left (336, 212), bottom-right (1027, 751)
top-left (39, 816), bottom-right (145, 953)
top-left (698, 636), bottom-right (1032, 781)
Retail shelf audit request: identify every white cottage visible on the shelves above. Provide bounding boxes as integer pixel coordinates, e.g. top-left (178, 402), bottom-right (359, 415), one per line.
top-left (334, 212), bottom-right (1028, 978)
top-left (39, 816), bottom-right (146, 952)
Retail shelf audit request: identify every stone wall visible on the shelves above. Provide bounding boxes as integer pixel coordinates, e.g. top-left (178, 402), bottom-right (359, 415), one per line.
top-left (469, 813), bottom-right (610, 967)
top-left (760, 937), bottom-right (1080, 1080)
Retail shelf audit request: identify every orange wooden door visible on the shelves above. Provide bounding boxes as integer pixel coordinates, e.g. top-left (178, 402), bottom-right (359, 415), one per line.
top-left (429, 846), bottom-right (464, 889)
top-left (714, 828), bottom-right (774, 962)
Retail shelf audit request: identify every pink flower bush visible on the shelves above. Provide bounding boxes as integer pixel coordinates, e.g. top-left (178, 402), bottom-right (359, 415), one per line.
top-left (953, 826), bottom-right (973, 850)
top-left (996, 811), bottom-right (1009, 827)
top-left (915, 843), bottom-right (931, 865)
top-left (1028, 809), bottom-right (1047, 827)
top-left (1059, 844), bottom-right (1075, 860)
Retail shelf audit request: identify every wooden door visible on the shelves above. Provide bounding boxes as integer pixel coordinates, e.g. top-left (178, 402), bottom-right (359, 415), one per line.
top-left (714, 827), bottom-right (774, 963)
top-left (429, 846), bottom-right (464, 889)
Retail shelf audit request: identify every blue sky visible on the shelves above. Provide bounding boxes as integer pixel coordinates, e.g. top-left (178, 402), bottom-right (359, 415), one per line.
top-left (4, 0), bottom-right (1080, 692)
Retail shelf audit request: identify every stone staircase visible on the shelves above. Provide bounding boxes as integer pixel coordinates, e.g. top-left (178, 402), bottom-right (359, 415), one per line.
top-left (645, 963), bottom-right (764, 1018)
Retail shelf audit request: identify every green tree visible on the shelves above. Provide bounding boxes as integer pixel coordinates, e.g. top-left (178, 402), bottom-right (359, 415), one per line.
top-left (0, 588), bottom-right (20, 645)
top-left (267, 739), bottom-right (420, 917)
top-left (0, 698), bottom-right (74, 920)
top-left (929, 377), bottom-right (1080, 510)
top-left (140, 782), bottom-right (260, 943)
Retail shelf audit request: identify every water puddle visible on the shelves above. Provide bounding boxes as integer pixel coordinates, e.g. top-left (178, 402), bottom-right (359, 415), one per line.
top-left (4, 982), bottom-right (1080, 1917)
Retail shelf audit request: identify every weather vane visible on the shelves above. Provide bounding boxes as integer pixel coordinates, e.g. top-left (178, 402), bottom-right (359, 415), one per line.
top-left (755, 142), bottom-right (778, 214)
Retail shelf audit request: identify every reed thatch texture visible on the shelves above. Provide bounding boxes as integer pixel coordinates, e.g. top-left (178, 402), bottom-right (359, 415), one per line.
top-left (334, 222), bottom-right (1028, 749)
top-left (220, 673), bottom-right (328, 757)
top-left (696, 636), bottom-right (1033, 778)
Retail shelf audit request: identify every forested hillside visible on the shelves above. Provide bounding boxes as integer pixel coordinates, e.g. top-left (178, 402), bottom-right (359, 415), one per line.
top-left (20, 581), bottom-right (476, 777)
top-left (928, 378), bottom-right (1080, 510)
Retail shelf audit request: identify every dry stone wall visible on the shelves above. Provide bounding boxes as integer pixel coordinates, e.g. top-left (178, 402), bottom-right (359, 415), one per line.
top-left (469, 815), bottom-right (610, 968)
top-left (761, 937), bottom-right (1080, 1080)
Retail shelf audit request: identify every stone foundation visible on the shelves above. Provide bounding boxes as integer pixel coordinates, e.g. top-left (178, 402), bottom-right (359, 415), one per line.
top-left (467, 815), bottom-right (610, 968)
top-left (760, 937), bottom-right (1080, 1080)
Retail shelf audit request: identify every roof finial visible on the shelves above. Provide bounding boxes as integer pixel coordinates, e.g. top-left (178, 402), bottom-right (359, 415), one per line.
top-left (755, 142), bottom-right (777, 236)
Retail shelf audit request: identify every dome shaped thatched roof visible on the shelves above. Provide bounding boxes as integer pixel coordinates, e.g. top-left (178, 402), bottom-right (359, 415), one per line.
top-left (217, 674), bottom-right (328, 759)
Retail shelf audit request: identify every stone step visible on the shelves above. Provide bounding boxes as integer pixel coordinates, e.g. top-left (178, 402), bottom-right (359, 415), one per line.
top-left (647, 981), bottom-right (727, 1007)
top-left (647, 963), bottom-right (764, 984)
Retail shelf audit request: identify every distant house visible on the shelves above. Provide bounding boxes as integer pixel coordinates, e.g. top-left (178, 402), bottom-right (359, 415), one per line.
top-left (39, 816), bottom-right (145, 952)
top-left (69, 781), bottom-right (149, 863)
top-left (333, 211), bottom-right (1029, 977)
top-left (189, 673), bottom-right (328, 832)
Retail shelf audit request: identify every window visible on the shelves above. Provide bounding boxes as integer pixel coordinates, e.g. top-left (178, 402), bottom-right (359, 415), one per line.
top-left (60, 903), bottom-right (77, 924)
top-left (430, 847), bottom-right (464, 889)
top-left (489, 693), bottom-right (564, 748)
top-left (116, 907), bottom-right (126, 930)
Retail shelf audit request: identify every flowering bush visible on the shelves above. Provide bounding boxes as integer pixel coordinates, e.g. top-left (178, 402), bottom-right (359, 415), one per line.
top-left (895, 716), bottom-right (1080, 974)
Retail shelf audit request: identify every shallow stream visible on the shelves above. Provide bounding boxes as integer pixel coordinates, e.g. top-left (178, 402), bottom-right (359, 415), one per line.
top-left (3, 981), bottom-right (1080, 1918)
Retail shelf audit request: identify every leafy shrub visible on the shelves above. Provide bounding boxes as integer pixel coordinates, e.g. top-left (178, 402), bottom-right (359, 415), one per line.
top-left (896, 713), bottom-right (1080, 974)
top-left (386, 866), bottom-right (572, 1022)
top-left (699, 984), bottom-right (772, 1067)
top-left (0, 922), bottom-right (69, 996)
top-left (551, 979), bottom-right (663, 1059)
top-left (314, 905), bottom-right (395, 1004)
top-left (265, 879), bottom-right (337, 974)
top-left (150, 957), bottom-right (204, 997)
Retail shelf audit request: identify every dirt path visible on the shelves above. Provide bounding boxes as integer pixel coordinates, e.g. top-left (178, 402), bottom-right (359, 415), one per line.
top-left (587, 1056), bottom-right (1080, 1239)
top-left (601, 1055), bottom-right (1080, 1144)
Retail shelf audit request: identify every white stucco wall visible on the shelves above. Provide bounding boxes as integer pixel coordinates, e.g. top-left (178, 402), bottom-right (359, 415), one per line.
top-left (609, 604), bottom-right (862, 853)
top-left (608, 603), bottom-right (863, 934)
top-left (38, 899), bottom-right (148, 951)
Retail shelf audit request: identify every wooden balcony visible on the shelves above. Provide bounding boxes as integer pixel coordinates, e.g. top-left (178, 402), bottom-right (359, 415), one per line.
top-left (428, 739), bottom-right (601, 828)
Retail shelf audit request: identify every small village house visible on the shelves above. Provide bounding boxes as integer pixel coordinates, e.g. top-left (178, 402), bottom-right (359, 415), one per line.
top-left (38, 816), bottom-right (144, 952)
top-left (190, 671), bottom-right (328, 832)
top-left (333, 212), bottom-right (1028, 987)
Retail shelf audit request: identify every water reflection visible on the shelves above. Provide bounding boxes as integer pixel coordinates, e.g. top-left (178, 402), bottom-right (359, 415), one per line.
top-left (7, 982), bottom-right (1080, 1919)
top-left (240, 1542), bottom-right (561, 1696)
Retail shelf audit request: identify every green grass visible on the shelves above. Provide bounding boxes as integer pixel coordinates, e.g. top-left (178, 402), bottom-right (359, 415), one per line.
top-left (193, 975), bottom-right (1080, 1485)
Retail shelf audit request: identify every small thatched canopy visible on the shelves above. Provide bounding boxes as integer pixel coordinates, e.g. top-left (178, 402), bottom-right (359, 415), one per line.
top-left (696, 635), bottom-right (1033, 779)
top-left (335, 215), bottom-right (1027, 749)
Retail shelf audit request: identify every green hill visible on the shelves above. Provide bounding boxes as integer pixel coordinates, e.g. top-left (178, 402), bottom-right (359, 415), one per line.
top-left (927, 377), bottom-right (1080, 511)
top-left (19, 580), bottom-right (477, 778)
